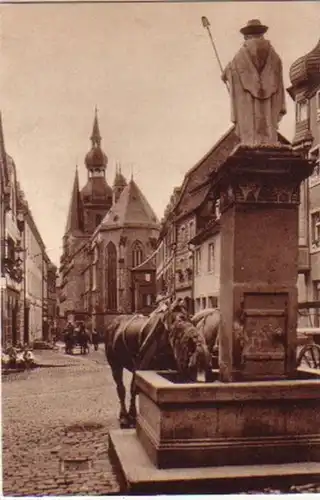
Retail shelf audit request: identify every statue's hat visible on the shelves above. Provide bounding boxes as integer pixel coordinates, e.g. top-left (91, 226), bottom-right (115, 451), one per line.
top-left (240, 19), bottom-right (268, 35)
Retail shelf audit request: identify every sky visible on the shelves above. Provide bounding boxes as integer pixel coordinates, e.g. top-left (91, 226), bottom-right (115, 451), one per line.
top-left (1, 1), bottom-right (319, 265)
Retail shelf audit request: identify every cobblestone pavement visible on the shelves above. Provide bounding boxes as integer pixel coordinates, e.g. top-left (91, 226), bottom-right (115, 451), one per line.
top-left (2, 345), bottom-right (320, 496)
top-left (2, 345), bottom-right (130, 496)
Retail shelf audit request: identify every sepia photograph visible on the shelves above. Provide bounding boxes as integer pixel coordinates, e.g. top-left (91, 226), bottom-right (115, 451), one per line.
top-left (1, 0), bottom-right (320, 495)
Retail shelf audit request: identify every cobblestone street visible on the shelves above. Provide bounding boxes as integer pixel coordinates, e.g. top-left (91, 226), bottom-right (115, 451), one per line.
top-left (2, 345), bottom-right (129, 496)
top-left (2, 346), bottom-right (320, 496)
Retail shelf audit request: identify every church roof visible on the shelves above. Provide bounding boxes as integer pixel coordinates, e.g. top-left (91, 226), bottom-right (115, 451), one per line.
top-left (85, 108), bottom-right (108, 169)
top-left (99, 178), bottom-right (159, 230)
top-left (65, 167), bottom-right (83, 234)
top-left (113, 165), bottom-right (127, 188)
top-left (81, 176), bottom-right (113, 203)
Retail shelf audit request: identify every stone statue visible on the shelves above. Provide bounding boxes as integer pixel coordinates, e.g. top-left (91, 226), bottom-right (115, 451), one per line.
top-left (222, 19), bottom-right (286, 146)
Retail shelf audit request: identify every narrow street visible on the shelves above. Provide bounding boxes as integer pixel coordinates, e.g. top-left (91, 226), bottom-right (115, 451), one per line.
top-left (2, 345), bottom-right (130, 496)
top-left (3, 345), bottom-right (320, 496)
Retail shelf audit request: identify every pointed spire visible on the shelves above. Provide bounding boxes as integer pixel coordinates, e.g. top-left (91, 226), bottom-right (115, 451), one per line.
top-left (90, 106), bottom-right (101, 146)
top-left (65, 166), bottom-right (83, 234)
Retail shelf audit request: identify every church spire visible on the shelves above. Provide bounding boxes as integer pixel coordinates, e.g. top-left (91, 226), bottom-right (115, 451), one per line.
top-left (90, 106), bottom-right (101, 146)
top-left (65, 166), bottom-right (83, 234)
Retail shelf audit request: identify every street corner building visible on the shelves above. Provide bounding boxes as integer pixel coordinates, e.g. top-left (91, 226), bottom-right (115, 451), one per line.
top-left (58, 109), bottom-right (160, 332)
top-left (0, 113), bottom-right (57, 347)
top-left (287, 38), bottom-right (320, 310)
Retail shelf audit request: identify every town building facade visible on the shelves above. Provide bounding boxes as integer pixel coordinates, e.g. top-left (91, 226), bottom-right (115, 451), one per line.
top-left (0, 115), bottom-right (24, 346)
top-left (0, 114), bottom-right (56, 347)
top-left (287, 37), bottom-right (320, 309)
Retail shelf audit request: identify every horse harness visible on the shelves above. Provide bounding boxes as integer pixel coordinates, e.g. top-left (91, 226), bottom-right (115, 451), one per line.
top-left (121, 314), bottom-right (162, 370)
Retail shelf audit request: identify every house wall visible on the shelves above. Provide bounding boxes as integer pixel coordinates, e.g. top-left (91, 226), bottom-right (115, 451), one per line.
top-left (193, 232), bottom-right (220, 312)
top-left (175, 215), bottom-right (195, 302)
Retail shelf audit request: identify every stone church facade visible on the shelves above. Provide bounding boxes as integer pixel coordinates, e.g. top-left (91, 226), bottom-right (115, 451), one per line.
top-left (58, 110), bottom-right (159, 330)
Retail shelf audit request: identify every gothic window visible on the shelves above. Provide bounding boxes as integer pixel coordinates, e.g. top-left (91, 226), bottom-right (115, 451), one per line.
top-left (132, 241), bottom-right (144, 268)
top-left (105, 242), bottom-right (117, 311)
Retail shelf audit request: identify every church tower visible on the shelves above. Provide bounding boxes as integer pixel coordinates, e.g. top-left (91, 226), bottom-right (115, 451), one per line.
top-left (81, 108), bottom-right (113, 233)
top-left (63, 166), bottom-right (84, 256)
top-left (112, 163), bottom-right (127, 204)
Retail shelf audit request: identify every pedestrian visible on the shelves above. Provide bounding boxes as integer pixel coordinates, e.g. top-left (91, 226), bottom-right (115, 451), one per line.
top-left (92, 328), bottom-right (99, 351)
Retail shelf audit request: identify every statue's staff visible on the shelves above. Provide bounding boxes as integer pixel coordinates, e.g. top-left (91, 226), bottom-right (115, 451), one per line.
top-left (201, 16), bottom-right (230, 93)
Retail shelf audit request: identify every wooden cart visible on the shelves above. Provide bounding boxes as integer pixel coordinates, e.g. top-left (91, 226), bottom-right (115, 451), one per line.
top-left (297, 300), bottom-right (320, 369)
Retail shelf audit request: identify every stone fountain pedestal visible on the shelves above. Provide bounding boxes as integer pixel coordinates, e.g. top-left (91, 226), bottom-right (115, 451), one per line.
top-left (109, 369), bottom-right (320, 494)
top-left (109, 146), bottom-right (320, 493)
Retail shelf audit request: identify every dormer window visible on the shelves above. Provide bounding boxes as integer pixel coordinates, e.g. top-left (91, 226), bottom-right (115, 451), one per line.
top-left (296, 100), bottom-right (308, 122)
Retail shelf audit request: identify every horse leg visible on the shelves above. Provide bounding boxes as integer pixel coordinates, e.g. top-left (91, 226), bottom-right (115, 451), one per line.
top-left (128, 373), bottom-right (138, 427)
top-left (111, 365), bottom-right (130, 428)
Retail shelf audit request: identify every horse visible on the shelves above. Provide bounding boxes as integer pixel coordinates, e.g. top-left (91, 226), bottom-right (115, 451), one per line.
top-left (191, 308), bottom-right (221, 367)
top-left (105, 302), bottom-right (177, 428)
top-left (163, 300), bottom-right (213, 383)
top-left (75, 327), bottom-right (91, 355)
top-left (105, 299), bottom-right (214, 428)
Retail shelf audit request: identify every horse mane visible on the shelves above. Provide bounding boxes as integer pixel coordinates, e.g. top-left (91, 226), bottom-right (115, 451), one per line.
top-left (191, 308), bottom-right (219, 325)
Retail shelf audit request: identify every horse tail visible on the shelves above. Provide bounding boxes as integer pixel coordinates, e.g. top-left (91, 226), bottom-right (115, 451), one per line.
top-left (104, 318), bottom-right (119, 359)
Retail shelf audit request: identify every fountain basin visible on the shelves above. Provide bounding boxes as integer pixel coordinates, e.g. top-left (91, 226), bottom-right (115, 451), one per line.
top-left (135, 370), bottom-right (320, 469)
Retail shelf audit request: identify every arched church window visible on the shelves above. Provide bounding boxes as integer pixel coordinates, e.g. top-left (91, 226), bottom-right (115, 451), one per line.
top-left (105, 242), bottom-right (117, 311)
top-left (132, 241), bottom-right (144, 268)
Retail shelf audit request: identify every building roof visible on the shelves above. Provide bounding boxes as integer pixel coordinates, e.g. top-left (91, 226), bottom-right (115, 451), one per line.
top-left (289, 38), bottom-right (320, 89)
top-left (113, 165), bottom-right (127, 188)
top-left (170, 126), bottom-right (290, 223)
top-left (80, 176), bottom-right (113, 203)
top-left (85, 108), bottom-right (108, 169)
top-left (189, 219), bottom-right (220, 246)
top-left (99, 178), bottom-right (159, 230)
top-left (173, 127), bottom-right (238, 221)
top-left (65, 167), bottom-right (83, 234)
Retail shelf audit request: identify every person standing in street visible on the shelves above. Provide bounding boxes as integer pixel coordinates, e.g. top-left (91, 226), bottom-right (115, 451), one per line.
top-left (92, 328), bottom-right (99, 351)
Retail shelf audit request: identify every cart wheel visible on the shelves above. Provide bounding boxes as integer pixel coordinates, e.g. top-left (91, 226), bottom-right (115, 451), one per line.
top-left (297, 343), bottom-right (320, 369)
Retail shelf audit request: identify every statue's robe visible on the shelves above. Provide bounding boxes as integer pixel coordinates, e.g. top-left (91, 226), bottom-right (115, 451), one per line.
top-left (222, 38), bottom-right (286, 145)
